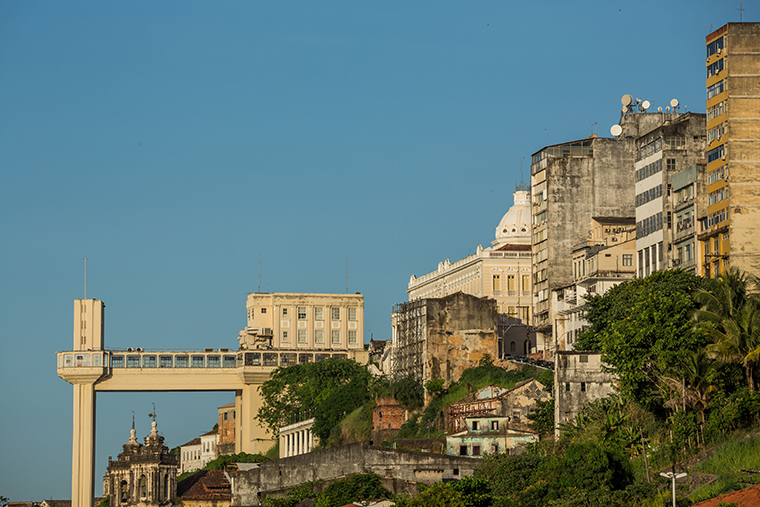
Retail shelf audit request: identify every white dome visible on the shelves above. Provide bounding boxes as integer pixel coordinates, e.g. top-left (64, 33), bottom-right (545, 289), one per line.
top-left (494, 191), bottom-right (531, 245)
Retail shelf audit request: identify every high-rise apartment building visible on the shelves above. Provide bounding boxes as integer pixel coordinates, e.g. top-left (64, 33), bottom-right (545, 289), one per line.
top-left (530, 112), bottom-right (675, 354)
top-left (634, 113), bottom-right (706, 277)
top-left (702, 23), bottom-right (760, 277)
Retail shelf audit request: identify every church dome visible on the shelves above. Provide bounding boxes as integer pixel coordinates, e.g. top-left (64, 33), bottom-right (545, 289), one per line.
top-left (494, 190), bottom-right (531, 245)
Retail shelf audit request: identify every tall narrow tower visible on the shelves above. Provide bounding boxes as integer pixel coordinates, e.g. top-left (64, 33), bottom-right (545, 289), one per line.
top-left (703, 23), bottom-right (760, 278)
top-left (69, 299), bottom-right (106, 507)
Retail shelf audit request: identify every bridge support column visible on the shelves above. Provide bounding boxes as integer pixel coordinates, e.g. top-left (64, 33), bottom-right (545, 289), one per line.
top-left (71, 382), bottom-right (96, 507)
top-left (237, 382), bottom-right (272, 455)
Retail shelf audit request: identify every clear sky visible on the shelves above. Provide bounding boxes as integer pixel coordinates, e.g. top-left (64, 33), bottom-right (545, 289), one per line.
top-left (0, 0), bottom-right (752, 500)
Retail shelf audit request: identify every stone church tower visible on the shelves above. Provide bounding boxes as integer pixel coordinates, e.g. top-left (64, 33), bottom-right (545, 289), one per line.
top-left (103, 421), bottom-right (178, 506)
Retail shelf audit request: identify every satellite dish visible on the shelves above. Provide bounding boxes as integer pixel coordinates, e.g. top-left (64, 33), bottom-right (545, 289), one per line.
top-left (670, 98), bottom-right (679, 108)
top-left (610, 124), bottom-right (623, 137)
top-left (621, 94), bottom-right (633, 106)
top-left (666, 106), bottom-right (671, 112)
top-left (621, 106), bottom-right (629, 113)
top-left (642, 100), bottom-right (651, 110)
top-left (658, 106), bottom-right (663, 112)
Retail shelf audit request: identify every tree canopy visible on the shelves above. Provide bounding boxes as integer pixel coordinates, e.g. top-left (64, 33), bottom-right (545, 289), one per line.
top-left (257, 358), bottom-right (373, 442)
top-left (575, 269), bottom-right (709, 408)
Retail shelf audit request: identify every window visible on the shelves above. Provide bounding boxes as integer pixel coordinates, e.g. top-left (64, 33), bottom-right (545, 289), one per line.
top-left (472, 421), bottom-right (479, 430)
top-left (207, 355), bottom-right (221, 368)
top-left (111, 355), bottom-right (125, 368)
top-left (460, 446), bottom-right (468, 456)
top-left (332, 330), bottom-right (340, 344)
top-left (159, 355), bottom-right (173, 368)
top-left (707, 101), bottom-right (725, 121)
top-left (492, 443), bottom-right (499, 453)
top-left (623, 254), bottom-right (633, 267)
top-left (261, 308), bottom-right (267, 313)
top-left (224, 412), bottom-right (228, 421)
top-left (507, 275), bottom-right (515, 291)
top-left (348, 330), bottom-right (357, 344)
top-left (175, 355), bottom-right (188, 367)
top-left (298, 329), bottom-right (307, 343)
top-left (143, 355), bottom-right (156, 368)
top-left (708, 122), bottom-right (727, 143)
top-left (191, 355), bottom-right (205, 368)
top-left (707, 58), bottom-right (724, 78)
top-left (282, 331), bottom-right (288, 341)
top-left (348, 307), bottom-right (357, 321)
top-left (492, 274), bottom-right (501, 291)
top-left (472, 445), bottom-right (481, 456)
top-left (331, 307), bottom-right (340, 320)
top-left (522, 275), bottom-right (530, 292)
top-left (579, 355), bottom-right (588, 363)
top-left (282, 308), bottom-right (288, 316)
top-left (315, 307), bottom-right (324, 320)
top-left (491, 420), bottom-right (499, 431)
top-left (581, 382), bottom-right (586, 392)
top-left (127, 355), bottom-right (140, 368)
top-left (707, 36), bottom-right (724, 57)
top-left (315, 330), bottom-right (324, 344)
top-left (707, 166), bottom-right (726, 184)
top-left (298, 307), bottom-right (307, 320)
top-left (707, 79), bottom-right (725, 100)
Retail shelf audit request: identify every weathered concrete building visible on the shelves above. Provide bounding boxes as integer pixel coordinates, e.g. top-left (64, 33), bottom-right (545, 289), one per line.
top-left (553, 217), bottom-right (636, 351)
top-left (389, 292), bottom-right (498, 383)
top-left (446, 380), bottom-right (549, 434)
top-left (702, 23), bottom-right (760, 278)
top-left (229, 442), bottom-right (481, 506)
top-left (634, 113), bottom-right (706, 277)
top-left (406, 189), bottom-right (535, 358)
top-left (447, 416), bottom-right (538, 457)
top-left (530, 112), bottom-right (684, 355)
top-left (103, 421), bottom-right (178, 507)
top-left (671, 163), bottom-right (706, 274)
top-left (554, 351), bottom-right (616, 436)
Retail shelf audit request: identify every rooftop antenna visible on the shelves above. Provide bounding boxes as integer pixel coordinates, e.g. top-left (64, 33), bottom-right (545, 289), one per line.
top-left (704, 24), bottom-right (715, 32)
top-left (738, 0), bottom-right (744, 21)
top-left (148, 402), bottom-right (156, 423)
top-left (83, 257), bottom-right (87, 300)
top-left (132, 411), bottom-right (135, 431)
top-left (258, 254), bottom-right (261, 293)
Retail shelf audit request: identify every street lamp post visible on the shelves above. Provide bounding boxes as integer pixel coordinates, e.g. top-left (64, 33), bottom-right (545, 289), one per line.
top-left (659, 471), bottom-right (687, 507)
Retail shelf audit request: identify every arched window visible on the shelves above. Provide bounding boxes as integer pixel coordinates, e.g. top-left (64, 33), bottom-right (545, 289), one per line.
top-left (139, 474), bottom-right (147, 498)
top-left (163, 473), bottom-right (169, 500)
top-left (120, 480), bottom-right (129, 502)
top-left (510, 341), bottom-right (516, 353)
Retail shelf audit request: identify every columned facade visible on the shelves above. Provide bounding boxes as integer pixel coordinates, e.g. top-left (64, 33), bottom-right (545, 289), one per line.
top-left (279, 418), bottom-right (316, 458)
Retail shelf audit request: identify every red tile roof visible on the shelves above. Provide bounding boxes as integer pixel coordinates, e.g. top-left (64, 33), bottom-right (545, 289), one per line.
top-left (177, 470), bottom-right (231, 500)
top-left (693, 483), bottom-right (760, 507)
top-left (180, 437), bottom-right (201, 447)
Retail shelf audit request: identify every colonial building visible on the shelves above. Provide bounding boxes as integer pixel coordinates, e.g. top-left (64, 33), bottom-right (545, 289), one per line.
top-left (103, 421), bottom-right (178, 507)
top-left (702, 23), bottom-right (760, 278)
top-left (278, 418), bottom-right (316, 458)
top-left (180, 438), bottom-right (202, 474)
top-left (406, 189), bottom-right (534, 357)
top-left (239, 293), bottom-right (366, 357)
top-left (200, 428), bottom-right (218, 469)
top-left (446, 380), bottom-right (550, 434)
top-left (447, 416), bottom-right (538, 457)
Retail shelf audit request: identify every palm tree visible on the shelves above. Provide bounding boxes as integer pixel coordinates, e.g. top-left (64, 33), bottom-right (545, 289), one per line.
top-left (660, 349), bottom-right (717, 424)
top-left (693, 269), bottom-right (760, 391)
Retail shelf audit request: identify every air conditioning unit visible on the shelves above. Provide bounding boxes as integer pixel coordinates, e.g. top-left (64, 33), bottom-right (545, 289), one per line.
top-left (718, 48), bottom-right (722, 55)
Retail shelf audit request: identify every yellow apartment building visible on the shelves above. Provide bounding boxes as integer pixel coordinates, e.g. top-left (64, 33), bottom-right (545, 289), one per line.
top-left (702, 23), bottom-right (760, 277)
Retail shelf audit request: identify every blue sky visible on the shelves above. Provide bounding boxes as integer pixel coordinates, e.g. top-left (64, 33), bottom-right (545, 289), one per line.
top-left (0, 0), bottom-right (752, 500)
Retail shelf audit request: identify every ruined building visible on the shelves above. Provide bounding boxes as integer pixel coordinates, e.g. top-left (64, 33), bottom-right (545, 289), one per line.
top-left (390, 292), bottom-right (498, 383)
top-left (554, 351), bottom-right (616, 436)
top-left (103, 421), bottom-right (178, 507)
